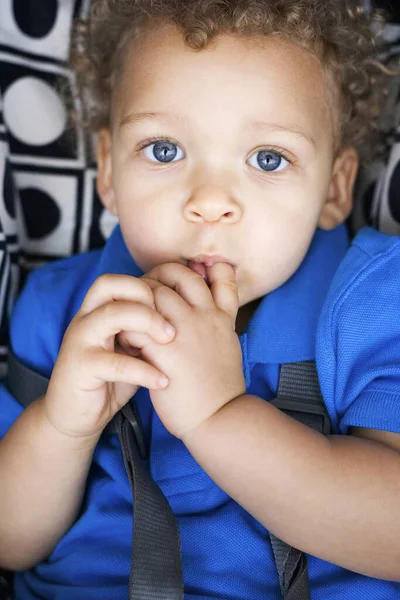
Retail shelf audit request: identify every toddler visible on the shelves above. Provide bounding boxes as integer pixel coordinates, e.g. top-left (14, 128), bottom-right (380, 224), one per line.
top-left (0, 0), bottom-right (400, 598)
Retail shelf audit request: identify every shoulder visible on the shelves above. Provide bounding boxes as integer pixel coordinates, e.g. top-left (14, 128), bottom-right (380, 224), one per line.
top-left (319, 227), bottom-right (400, 342)
top-left (11, 249), bottom-right (103, 376)
top-left (317, 227), bottom-right (400, 434)
top-left (24, 250), bottom-right (103, 292)
top-left (324, 227), bottom-right (400, 304)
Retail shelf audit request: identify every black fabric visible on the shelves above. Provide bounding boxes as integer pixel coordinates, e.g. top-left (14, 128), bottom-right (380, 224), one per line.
top-left (376, 0), bottom-right (400, 22)
top-left (0, 570), bottom-right (12, 600)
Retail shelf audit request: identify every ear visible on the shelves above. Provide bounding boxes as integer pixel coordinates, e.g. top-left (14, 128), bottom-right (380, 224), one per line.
top-left (96, 128), bottom-right (117, 214)
top-left (318, 147), bottom-right (359, 231)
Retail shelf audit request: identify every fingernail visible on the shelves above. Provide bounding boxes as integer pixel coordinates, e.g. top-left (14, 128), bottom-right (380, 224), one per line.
top-left (159, 375), bottom-right (169, 388)
top-left (164, 323), bottom-right (175, 337)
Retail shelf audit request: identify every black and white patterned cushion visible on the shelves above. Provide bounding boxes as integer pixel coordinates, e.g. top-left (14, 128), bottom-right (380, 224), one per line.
top-left (0, 0), bottom-right (117, 374)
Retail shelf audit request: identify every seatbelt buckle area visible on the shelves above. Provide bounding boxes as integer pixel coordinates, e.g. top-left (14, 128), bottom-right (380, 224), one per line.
top-left (121, 403), bottom-right (148, 460)
top-left (269, 396), bottom-right (331, 435)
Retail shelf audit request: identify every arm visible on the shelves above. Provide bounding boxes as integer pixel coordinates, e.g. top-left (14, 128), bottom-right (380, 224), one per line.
top-left (182, 394), bottom-right (400, 581)
top-left (140, 260), bottom-right (400, 581)
top-left (0, 398), bottom-right (100, 571)
top-left (0, 274), bottom-right (174, 571)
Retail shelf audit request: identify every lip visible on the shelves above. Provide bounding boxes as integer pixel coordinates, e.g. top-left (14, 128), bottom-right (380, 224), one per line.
top-left (187, 254), bottom-right (236, 268)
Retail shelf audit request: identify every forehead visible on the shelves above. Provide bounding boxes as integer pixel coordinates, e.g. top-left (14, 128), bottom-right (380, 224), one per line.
top-left (115, 24), bottom-right (334, 149)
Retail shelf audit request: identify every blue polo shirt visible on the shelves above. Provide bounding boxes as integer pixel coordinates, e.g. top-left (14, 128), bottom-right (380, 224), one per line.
top-left (1, 224), bottom-right (400, 599)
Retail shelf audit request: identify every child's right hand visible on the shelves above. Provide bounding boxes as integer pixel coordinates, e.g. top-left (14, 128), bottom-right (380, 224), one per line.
top-left (42, 274), bottom-right (175, 440)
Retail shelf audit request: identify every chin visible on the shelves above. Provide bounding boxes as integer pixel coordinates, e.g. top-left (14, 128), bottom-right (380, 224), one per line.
top-left (237, 288), bottom-right (255, 308)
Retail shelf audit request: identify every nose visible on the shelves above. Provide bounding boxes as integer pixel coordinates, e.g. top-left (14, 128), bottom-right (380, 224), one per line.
top-left (183, 183), bottom-right (242, 224)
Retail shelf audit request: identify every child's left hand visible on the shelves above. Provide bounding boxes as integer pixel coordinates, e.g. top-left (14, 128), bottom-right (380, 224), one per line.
top-left (137, 262), bottom-right (246, 439)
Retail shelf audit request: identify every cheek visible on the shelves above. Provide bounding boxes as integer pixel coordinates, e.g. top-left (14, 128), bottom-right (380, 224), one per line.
top-left (118, 203), bottom-right (179, 273)
top-left (120, 217), bottom-right (163, 271)
top-left (239, 206), bottom-right (320, 301)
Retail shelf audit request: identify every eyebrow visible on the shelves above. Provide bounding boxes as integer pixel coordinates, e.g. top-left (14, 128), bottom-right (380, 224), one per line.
top-left (119, 111), bottom-right (183, 128)
top-left (249, 121), bottom-right (317, 148)
top-left (119, 111), bottom-right (316, 148)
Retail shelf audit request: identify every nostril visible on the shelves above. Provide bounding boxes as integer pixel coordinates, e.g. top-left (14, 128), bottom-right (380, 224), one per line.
top-left (189, 210), bottom-right (203, 220)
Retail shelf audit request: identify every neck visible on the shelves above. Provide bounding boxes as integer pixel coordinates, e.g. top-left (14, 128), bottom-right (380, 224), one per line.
top-left (235, 298), bottom-right (262, 334)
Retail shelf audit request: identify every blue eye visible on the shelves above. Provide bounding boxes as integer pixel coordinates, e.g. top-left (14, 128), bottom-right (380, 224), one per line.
top-left (247, 150), bottom-right (289, 173)
top-left (143, 141), bottom-right (184, 163)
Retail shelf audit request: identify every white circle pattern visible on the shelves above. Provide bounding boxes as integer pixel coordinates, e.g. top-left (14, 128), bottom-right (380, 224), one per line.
top-left (3, 76), bottom-right (67, 146)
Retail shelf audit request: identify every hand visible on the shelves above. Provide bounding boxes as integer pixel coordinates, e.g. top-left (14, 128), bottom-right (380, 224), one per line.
top-left (140, 262), bottom-right (246, 439)
top-left (43, 274), bottom-right (175, 439)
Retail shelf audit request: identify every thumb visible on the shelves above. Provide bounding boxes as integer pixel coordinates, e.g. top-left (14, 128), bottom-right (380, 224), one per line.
top-left (207, 262), bottom-right (239, 326)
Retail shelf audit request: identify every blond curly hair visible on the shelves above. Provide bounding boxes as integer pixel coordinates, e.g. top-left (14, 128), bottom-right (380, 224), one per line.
top-left (70, 0), bottom-right (394, 160)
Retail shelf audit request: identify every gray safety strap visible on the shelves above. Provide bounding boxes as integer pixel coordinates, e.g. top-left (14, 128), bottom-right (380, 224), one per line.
top-left (6, 351), bottom-right (184, 600)
top-left (269, 361), bottom-right (331, 600)
top-left (7, 350), bottom-right (49, 406)
top-left (114, 408), bottom-right (184, 599)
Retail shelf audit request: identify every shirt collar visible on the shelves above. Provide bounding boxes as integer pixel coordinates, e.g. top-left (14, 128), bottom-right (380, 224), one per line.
top-left (98, 225), bottom-right (144, 278)
top-left (98, 224), bottom-right (348, 365)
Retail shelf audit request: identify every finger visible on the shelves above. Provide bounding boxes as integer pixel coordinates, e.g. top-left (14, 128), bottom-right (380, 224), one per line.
top-left (207, 262), bottom-right (239, 324)
top-left (143, 263), bottom-right (214, 308)
top-left (87, 348), bottom-right (169, 391)
top-left (80, 274), bottom-right (155, 315)
top-left (77, 301), bottom-right (175, 346)
top-left (117, 331), bottom-right (151, 355)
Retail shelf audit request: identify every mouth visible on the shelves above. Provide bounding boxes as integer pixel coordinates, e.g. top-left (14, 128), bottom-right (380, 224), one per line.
top-left (186, 255), bottom-right (236, 286)
top-left (189, 254), bottom-right (235, 268)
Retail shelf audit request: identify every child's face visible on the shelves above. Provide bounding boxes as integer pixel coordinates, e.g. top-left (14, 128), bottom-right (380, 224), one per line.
top-left (97, 24), bottom-right (358, 308)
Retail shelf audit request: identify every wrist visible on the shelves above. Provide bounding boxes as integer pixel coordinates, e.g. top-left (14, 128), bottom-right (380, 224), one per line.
top-left (181, 392), bottom-right (247, 447)
top-left (35, 396), bottom-right (102, 452)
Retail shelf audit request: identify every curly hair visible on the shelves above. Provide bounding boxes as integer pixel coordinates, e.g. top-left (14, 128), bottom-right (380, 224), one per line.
top-left (70, 0), bottom-right (395, 160)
